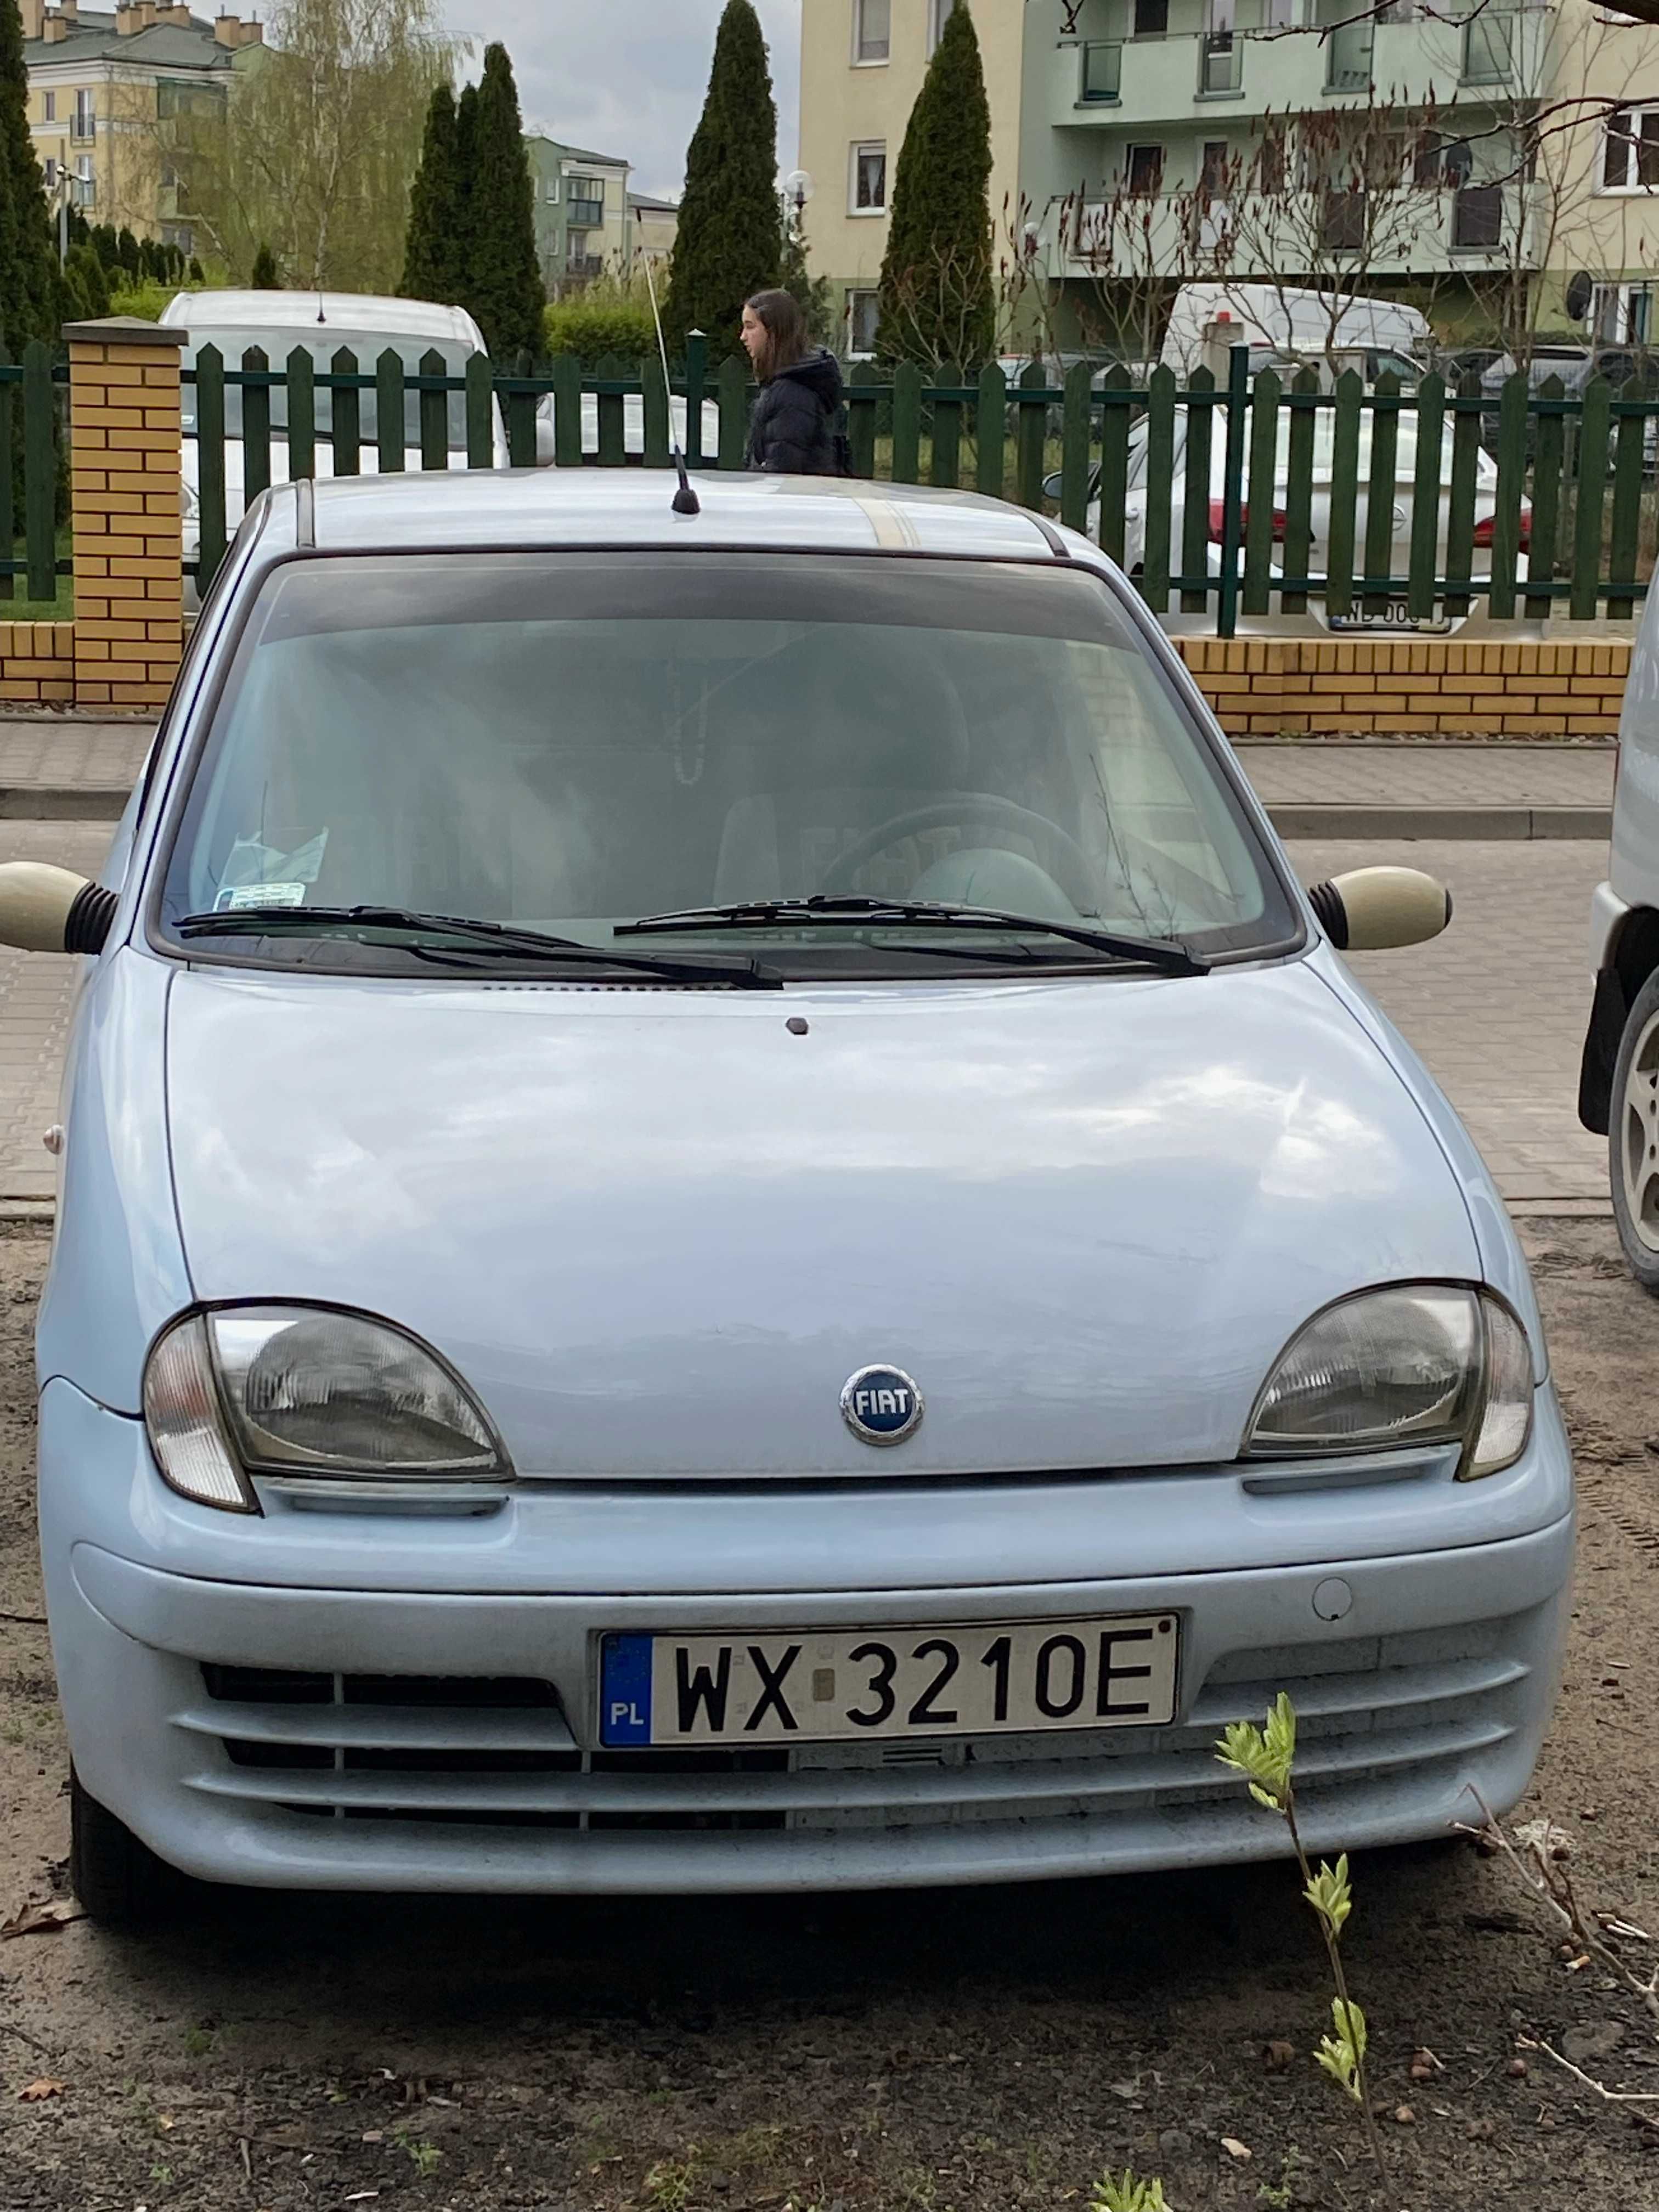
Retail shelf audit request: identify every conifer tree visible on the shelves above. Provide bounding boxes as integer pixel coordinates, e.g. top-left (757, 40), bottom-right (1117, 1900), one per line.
top-left (400, 80), bottom-right (464, 304)
top-left (0, 0), bottom-right (64, 349)
top-left (251, 240), bottom-right (280, 289)
top-left (665, 0), bottom-right (780, 363)
top-left (875, 2), bottom-right (995, 369)
top-left (462, 45), bottom-right (543, 360)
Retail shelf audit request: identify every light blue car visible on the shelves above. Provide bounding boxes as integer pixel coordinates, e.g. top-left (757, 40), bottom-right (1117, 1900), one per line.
top-left (1, 469), bottom-right (1572, 1926)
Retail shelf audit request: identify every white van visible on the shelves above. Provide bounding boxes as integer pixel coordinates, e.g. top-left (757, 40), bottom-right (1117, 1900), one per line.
top-left (1580, 583), bottom-right (1659, 1281)
top-left (1160, 284), bottom-right (1433, 381)
top-left (159, 290), bottom-right (513, 601)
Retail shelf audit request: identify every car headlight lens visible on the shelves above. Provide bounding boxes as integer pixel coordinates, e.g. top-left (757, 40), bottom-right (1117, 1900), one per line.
top-left (1246, 1284), bottom-right (1534, 1481)
top-left (143, 1306), bottom-right (510, 1512)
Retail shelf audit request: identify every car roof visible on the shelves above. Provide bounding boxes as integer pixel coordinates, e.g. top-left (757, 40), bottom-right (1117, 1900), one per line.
top-left (160, 290), bottom-right (483, 349)
top-left (289, 468), bottom-right (1063, 560)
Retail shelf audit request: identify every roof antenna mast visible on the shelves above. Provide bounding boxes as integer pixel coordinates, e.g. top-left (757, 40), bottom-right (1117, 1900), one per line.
top-left (642, 251), bottom-right (700, 517)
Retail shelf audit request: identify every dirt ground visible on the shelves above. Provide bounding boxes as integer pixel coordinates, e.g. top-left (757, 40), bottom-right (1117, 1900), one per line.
top-left (4, 1218), bottom-right (1659, 2212)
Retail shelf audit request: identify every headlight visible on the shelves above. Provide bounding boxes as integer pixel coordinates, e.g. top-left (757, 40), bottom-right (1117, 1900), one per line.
top-left (1245, 1284), bottom-right (1533, 1481)
top-left (143, 1306), bottom-right (511, 1513)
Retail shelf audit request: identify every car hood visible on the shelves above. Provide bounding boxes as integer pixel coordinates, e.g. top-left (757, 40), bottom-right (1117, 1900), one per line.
top-left (165, 958), bottom-right (1480, 1480)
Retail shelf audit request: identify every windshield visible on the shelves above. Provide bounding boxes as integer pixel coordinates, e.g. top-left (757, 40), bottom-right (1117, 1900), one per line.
top-left (157, 554), bottom-right (1295, 975)
top-left (180, 329), bottom-right (481, 451)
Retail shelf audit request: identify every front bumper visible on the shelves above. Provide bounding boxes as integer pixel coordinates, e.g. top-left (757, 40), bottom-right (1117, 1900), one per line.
top-left (41, 1380), bottom-right (1576, 1894)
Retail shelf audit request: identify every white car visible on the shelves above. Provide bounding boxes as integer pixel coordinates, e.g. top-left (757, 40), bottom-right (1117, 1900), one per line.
top-left (535, 389), bottom-right (724, 464)
top-left (1062, 409), bottom-right (1517, 633)
top-left (159, 290), bottom-right (512, 601)
top-left (1581, 574), bottom-right (1659, 1279)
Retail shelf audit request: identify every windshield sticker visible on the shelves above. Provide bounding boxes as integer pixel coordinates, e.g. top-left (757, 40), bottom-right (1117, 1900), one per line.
top-left (214, 882), bottom-right (309, 912)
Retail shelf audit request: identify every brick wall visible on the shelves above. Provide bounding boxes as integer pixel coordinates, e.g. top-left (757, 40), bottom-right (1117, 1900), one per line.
top-left (64, 318), bottom-right (187, 715)
top-left (1177, 637), bottom-right (1633, 738)
top-left (0, 621), bottom-right (74, 706)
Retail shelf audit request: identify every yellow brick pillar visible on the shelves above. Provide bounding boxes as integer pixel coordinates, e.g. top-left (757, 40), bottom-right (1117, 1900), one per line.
top-left (64, 316), bottom-right (188, 714)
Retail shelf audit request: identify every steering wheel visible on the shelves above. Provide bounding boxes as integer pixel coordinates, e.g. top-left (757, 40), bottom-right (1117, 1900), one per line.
top-left (819, 797), bottom-right (1098, 913)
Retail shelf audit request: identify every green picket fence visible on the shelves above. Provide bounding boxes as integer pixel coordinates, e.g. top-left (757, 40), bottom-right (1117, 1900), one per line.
top-left (0, 342), bottom-right (69, 608)
top-left (160, 340), bottom-right (1659, 633)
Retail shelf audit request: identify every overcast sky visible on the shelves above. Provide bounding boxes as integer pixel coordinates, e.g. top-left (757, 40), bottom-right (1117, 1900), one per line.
top-left (441, 1), bottom-right (803, 202)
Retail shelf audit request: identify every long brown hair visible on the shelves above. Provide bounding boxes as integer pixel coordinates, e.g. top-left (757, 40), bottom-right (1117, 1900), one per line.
top-left (744, 289), bottom-right (810, 382)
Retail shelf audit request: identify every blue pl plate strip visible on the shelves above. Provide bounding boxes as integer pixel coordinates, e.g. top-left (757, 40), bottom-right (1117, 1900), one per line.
top-left (600, 1634), bottom-right (654, 1746)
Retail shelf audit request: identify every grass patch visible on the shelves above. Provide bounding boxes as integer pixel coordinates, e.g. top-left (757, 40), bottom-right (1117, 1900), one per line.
top-left (1, 528), bottom-right (75, 621)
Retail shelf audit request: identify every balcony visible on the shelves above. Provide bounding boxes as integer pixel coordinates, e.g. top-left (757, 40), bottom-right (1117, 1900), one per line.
top-left (567, 199), bottom-right (605, 229)
top-left (565, 253), bottom-right (604, 280)
top-left (1047, 179), bottom-right (1535, 282)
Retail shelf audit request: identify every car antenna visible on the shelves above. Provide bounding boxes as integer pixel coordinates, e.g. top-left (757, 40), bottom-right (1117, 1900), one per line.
top-left (315, 292), bottom-right (326, 327)
top-left (642, 252), bottom-right (700, 516)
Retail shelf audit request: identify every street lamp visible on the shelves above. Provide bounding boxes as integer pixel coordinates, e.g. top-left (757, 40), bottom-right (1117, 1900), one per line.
top-left (784, 168), bottom-right (814, 247)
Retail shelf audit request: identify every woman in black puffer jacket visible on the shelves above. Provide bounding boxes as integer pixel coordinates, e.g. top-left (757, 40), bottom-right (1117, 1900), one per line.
top-left (741, 289), bottom-right (845, 475)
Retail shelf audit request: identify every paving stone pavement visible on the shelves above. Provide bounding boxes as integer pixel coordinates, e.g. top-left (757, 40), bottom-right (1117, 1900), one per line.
top-left (1286, 837), bottom-right (1607, 1206)
top-left (0, 823), bottom-right (119, 1203)
top-left (0, 720), bottom-right (150, 791)
top-left (1240, 741), bottom-right (1615, 809)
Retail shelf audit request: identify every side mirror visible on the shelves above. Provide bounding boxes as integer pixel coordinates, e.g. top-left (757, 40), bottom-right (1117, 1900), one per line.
top-left (0, 865), bottom-right (117, 955)
top-left (534, 414), bottom-right (556, 467)
top-left (1042, 470), bottom-right (1064, 502)
top-left (1308, 866), bottom-right (1452, 953)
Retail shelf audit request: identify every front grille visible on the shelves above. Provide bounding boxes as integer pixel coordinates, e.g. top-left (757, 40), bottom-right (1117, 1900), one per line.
top-left (177, 1620), bottom-right (1533, 1840)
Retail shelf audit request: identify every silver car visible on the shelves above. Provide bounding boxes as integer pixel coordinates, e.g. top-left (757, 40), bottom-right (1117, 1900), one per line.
top-left (1, 469), bottom-right (1570, 1925)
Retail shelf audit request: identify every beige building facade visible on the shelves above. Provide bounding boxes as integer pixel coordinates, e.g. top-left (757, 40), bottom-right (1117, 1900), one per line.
top-left (22, 3), bottom-right (262, 257)
top-left (798, 0), bottom-right (1026, 354)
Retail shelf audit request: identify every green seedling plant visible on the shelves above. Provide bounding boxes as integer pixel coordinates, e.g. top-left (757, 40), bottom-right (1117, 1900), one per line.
top-left (1216, 1694), bottom-right (1385, 2171)
top-left (1090, 2172), bottom-right (1171, 2212)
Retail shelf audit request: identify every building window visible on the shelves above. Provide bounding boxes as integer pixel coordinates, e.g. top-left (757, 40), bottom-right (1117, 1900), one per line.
top-left (1200, 0), bottom-right (1241, 92)
top-left (75, 153), bottom-right (94, 207)
top-left (1255, 128), bottom-right (1287, 194)
top-left (42, 91), bottom-right (55, 121)
top-left (851, 140), bottom-right (887, 213)
top-left (1451, 183), bottom-right (1502, 249)
top-left (1604, 105), bottom-right (1659, 190)
top-left (567, 175), bottom-right (606, 228)
top-left (1592, 283), bottom-right (1651, 346)
top-left (928, 0), bottom-right (957, 53)
top-left (1080, 38), bottom-right (1122, 100)
top-left (1462, 4), bottom-right (1515, 82)
top-left (848, 288), bottom-right (880, 356)
top-left (1126, 143), bottom-right (1164, 195)
top-left (1133, 0), bottom-right (1168, 35)
top-left (1200, 139), bottom-right (1229, 197)
top-left (72, 91), bottom-right (95, 139)
top-left (42, 157), bottom-right (58, 189)
top-left (854, 0), bottom-right (890, 64)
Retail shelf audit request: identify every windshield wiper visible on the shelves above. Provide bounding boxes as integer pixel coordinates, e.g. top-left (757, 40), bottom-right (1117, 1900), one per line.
top-left (177, 905), bottom-right (782, 988)
top-left (617, 896), bottom-right (1207, 977)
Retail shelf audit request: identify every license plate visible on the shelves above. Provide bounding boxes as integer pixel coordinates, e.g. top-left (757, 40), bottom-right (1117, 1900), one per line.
top-left (1328, 600), bottom-right (1452, 634)
top-left (598, 1614), bottom-right (1180, 1748)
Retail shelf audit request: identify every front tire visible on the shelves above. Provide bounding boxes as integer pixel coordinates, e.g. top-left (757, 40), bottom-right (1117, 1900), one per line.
top-left (1609, 967), bottom-right (1659, 1292)
top-left (70, 1769), bottom-right (183, 1931)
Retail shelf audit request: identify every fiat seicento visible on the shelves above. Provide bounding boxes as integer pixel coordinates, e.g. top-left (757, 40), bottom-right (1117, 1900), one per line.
top-left (8, 469), bottom-right (1571, 1926)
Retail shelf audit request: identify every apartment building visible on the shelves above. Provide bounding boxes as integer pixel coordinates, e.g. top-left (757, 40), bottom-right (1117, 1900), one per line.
top-left (800, 0), bottom-right (1659, 353)
top-left (22, 3), bottom-right (263, 258)
top-left (798, 0), bottom-right (1025, 354)
top-left (526, 139), bottom-right (679, 295)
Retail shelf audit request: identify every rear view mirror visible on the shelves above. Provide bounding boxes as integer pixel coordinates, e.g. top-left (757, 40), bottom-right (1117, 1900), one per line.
top-left (1308, 866), bottom-right (1452, 952)
top-left (1042, 470), bottom-right (1064, 502)
top-left (0, 864), bottom-right (116, 955)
